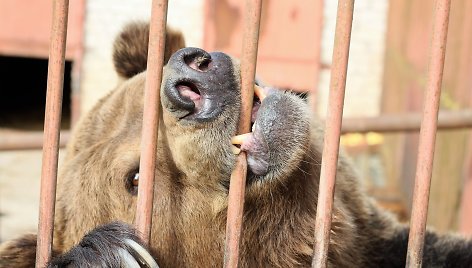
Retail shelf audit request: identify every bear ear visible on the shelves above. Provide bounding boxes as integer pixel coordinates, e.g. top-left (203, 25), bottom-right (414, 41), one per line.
top-left (112, 21), bottom-right (186, 79)
top-left (0, 234), bottom-right (46, 267)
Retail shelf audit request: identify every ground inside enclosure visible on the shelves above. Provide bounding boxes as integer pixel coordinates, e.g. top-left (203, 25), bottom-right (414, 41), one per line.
top-left (0, 150), bottom-right (65, 243)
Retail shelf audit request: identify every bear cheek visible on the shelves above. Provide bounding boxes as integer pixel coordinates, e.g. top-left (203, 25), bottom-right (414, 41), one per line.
top-left (166, 133), bottom-right (202, 174)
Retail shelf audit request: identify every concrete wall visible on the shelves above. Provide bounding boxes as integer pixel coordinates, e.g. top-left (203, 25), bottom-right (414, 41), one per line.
top-left (317, 0), bottom-right (389, 117)
top-left (80, 0), bottom-right (205, 114)
top-left (79, 0), bottom-right (389, 118)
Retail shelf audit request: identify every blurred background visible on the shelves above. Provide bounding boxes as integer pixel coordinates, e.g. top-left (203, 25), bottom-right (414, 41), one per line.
top-left (0, 0), bottom-right (471, 243)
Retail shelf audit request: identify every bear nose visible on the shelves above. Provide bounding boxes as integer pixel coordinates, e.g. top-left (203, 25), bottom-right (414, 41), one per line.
top-left (184, 49), bottom-right (212, 72)
top-left (163, 48), bottom-right (212, 117)
top-left (168, 47), bottom-right (212, 73)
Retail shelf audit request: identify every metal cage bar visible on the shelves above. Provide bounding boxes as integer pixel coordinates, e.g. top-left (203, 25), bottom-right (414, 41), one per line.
top-left (311, 0), bottom-right (355, 267)
top-left (406, 0), bottom-right (452, 266)
top-left (223, 0), bottom-right (262, 267)
top-left (35, 0), bottom-right (69, 267)
top-left (134, 0), bottom-right (169, 246)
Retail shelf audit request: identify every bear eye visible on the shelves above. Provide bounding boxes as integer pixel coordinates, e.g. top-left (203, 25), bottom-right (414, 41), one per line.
top-left (126, 170), bottom-right (139, 195)
top-left (132, 173), bottom-right (139, 186)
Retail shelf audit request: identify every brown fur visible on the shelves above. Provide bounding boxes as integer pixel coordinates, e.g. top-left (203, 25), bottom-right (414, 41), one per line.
top-left (1, 22), bottom-right (472, 268)
top-left (0, 234), bottom-right (38, 268)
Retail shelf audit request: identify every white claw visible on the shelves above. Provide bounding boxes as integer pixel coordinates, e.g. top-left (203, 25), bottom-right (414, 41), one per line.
top-left (231, 145), bottom-right (241, 155)
top-left (124, 238), bottom-right (160, 268)
top-left (119, 247), bottom-right (141, 268)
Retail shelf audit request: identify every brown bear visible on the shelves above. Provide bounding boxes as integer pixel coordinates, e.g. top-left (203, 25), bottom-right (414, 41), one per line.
top-left (1, 22), bottom-right (472, 268)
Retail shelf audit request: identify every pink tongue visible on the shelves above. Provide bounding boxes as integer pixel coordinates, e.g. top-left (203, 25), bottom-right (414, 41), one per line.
top-left (177, 85), bottom-right (200, 101)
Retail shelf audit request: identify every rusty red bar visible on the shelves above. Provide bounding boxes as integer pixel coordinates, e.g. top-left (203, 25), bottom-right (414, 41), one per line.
top-left (35, 0), bottom-right (69, 267)
top-left (406, 0), bottom-right (451, 266)
top-left (134, 0), bottom-right (169, 245)
top-left (223, 0), bottom-right (262, 267)
top-left (311, 0), bottom-right (355, 267)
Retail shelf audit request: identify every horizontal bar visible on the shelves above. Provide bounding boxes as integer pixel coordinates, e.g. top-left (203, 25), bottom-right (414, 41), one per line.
top-left (340, 110), bottom-right (472, 133)
top-left (406, 0), bottom-right (451, 267)
top-left (312, 0), bottom-right (355, 267)
top-left (35, 0), bottom-right (70, 267)
top-left (0, 130), bottom-right (70, 151)
top-left (1, 109), bottom-right (470, 152)
top-left (223, 0), bottom-right (262, 267)
top-left (134, 0), bottom-right (169, 246)
top-left (1, 109), bottom-right (469, 152)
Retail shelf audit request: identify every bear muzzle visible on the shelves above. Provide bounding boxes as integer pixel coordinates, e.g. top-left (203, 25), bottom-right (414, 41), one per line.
top-left (163, 47), bottom-right (239, 122)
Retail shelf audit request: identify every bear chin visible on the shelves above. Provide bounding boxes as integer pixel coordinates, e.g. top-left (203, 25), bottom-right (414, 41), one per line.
top-left (1, 22), bottom-right (472, 268)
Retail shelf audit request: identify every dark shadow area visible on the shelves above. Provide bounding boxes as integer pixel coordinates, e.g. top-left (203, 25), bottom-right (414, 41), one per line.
top-left (0, 55), bottom-right (71, 130)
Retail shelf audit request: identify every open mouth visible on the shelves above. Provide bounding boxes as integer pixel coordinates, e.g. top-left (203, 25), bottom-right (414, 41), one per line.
top-left (176, 81), bottom-right (202, 110)
top-left (251, 92), bottom-right (262, 131)
top-left (172, 80), bottom-right (204, 119)
top-left (232, 85), bottom-right (266, 151)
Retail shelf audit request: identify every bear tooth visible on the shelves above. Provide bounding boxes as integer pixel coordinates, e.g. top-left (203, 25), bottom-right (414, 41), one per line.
top-left (231, 133), bottom-right (252, 145)
top-left (231, 145), bottom-right (241, 155)
top-left (254, 85), bottom-right (267, 101)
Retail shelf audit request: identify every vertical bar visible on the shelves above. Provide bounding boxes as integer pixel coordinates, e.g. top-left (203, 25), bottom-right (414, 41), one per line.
top-left (406, 0), bottom-right (451, 266)
top-left (223, 0), bottom-right (262, 267)
top-left (311, 0), bottom-right (354, 267)
top-left (134, 0), bottom-right (169, 245)
top-left (35, 0), bottom-right (69, 267)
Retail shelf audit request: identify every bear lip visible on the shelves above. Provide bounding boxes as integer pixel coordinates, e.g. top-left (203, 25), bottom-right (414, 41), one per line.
top-left (175, 81), bottom-right (203, 114)
top-left (251, 99), bottom-right (261, 125)
top-left (169, 75), bottom-right (227, 122)
top-left (240, 126), bottom-right (270, 176)
top-left (233, 87), bottom-right (270, 176)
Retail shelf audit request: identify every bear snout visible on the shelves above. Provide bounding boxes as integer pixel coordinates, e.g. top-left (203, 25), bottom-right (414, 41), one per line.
top-left (163, 48), bottom-right (240, 123)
